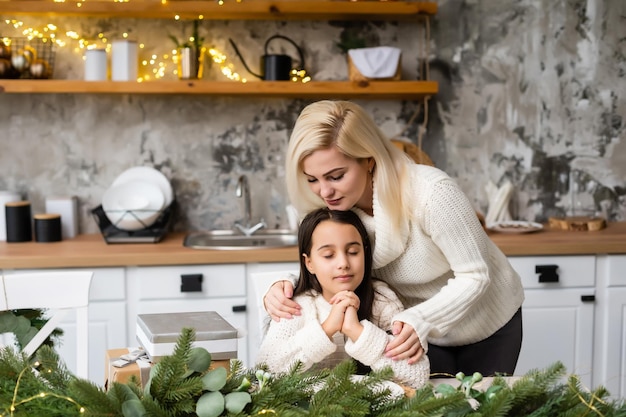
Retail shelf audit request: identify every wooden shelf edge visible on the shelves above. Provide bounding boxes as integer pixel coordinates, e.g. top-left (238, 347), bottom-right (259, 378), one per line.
top-left (0, 80), bottom-right (439, 98)
top-left (0, 1), bottom-right (438, 19)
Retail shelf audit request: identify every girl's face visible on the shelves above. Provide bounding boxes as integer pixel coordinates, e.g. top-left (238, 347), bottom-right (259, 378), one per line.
top-left (303, 220), bottom-right (365, 301)
top-left (302, 146), bottom-right (374, 214)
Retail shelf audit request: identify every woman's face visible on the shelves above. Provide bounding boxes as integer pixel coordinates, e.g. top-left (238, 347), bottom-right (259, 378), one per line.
top-left (301, 146), bottom-right (373, 213)
top-left (303, 220), bottom-right (365, 301)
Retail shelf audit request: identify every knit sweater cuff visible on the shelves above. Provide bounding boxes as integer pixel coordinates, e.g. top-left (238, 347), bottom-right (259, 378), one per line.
top-left (392, 311), bottom-right (431, 353)
top-left (297, 321), bottom-right (338, 363)
top-left (345, 321), bottom-right (387, 366)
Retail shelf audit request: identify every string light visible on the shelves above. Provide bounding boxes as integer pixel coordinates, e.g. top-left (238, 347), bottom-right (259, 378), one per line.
top-left (7, 361), bottom-right (86, 416)
top-left (2, 0), bottom-right (310, 83)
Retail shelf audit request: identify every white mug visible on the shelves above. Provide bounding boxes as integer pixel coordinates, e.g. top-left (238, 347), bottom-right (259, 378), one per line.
top-left (84, 48), bottom-right (108, 81)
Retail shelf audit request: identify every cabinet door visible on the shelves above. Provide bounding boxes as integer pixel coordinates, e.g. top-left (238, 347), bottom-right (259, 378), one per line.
top-left (246, 262), bottom-right (299, 366)
top-left (516, 288), bottom-right (595, 386)
top-left (2, 267), bottom-right (127, 387)
top-left (599, 287), bottom-right (626, 398)
top-left (594, 255), bottom-right (626, 398)
top-left (127, 264), bottom-right (249, 366)
top-left (508, 256), bottom-right (595, 387)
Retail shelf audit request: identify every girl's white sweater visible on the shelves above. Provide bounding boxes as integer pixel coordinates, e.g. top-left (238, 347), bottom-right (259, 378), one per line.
top-left (256, 280), bottom-right (430, 389)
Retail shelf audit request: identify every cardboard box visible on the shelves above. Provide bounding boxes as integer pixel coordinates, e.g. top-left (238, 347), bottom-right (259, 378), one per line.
top-left (104, 348), bottom-right (153, 389)
top-left (104, 347), bottom-right (230, 390)
top-left (136, 311), bottom-right (238, 363)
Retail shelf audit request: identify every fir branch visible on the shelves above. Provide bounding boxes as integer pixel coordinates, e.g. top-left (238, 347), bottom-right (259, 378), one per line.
top-left (68, 378), bottom-right (119, 417)
top-left (35, 345), bottom-right (75, 391)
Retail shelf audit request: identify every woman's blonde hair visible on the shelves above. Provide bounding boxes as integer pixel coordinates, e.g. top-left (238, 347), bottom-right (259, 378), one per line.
top-left (286, 100), bottom-right (412, 235)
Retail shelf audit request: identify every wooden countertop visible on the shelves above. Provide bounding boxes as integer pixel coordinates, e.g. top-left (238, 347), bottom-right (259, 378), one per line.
top-left (1, 222), bottom-right (625, 269)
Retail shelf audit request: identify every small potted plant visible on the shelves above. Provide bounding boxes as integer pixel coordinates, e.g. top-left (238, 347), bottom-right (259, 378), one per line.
top-left (169, 19), bottom-right (206, 80)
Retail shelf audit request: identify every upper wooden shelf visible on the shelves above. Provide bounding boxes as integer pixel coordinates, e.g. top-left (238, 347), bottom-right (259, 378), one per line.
top-left (0, 1), bottom-right (438, 20)
top-left (0, 79), bottom-right (438, 98)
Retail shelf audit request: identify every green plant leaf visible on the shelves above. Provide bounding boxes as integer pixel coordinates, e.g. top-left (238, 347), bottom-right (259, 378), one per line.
top-left (188, 347), bottom-right (212, 372)
top-left (434, 383), bottom-right (458, 396)
top-left (224, 391), bottom-right (251, 413)
top-left (196, 391), bottom-right (225, 417)
top-left (121, 399), bottom-right (147, 417)
top-left (202, 367), bottom-right (227, 391)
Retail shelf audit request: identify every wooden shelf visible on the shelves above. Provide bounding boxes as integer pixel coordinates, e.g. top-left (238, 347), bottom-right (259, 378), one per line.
top-left (0, 79), bottom-right (438, 98)
top-left (0, 1), bottom-right (437, 20)
top-left (0, 1), bottom-right (438, 98)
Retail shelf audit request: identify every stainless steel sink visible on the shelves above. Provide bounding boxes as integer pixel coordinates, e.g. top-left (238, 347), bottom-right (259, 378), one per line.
top-left (183, 229), bottom-right (298, 250)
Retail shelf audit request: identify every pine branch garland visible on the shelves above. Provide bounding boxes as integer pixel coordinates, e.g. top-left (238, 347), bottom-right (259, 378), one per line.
top-left (2, 332), bottom-right (626, 417)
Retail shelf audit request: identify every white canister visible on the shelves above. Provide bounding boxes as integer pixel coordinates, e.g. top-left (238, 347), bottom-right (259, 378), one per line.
top-left (45, 196), bottom-right (79, 239)
top-left (84, 48), bottom-right (108, 81)
top-left (0, 191), bottom-right (22, 241)
top-left (111, 40), bottom-right (138, 81)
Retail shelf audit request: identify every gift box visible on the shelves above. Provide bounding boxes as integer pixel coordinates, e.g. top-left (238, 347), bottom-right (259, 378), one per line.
top-left (104, 347), bottom-right (153, 389)
top-left (104, 347), bottom-right (231, 390)
top-left (136, 311), bottom-right (239, 363)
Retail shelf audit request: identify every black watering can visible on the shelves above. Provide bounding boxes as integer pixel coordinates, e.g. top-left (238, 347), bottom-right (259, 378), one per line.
top-left (229, 34), bottom-right (305, 81)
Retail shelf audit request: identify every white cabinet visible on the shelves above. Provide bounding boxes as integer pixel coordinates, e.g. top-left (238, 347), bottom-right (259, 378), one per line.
top-left (246, 262), bottom-right (299, 366)
top-left (508, 256), bottom-right (596, 387)
top-left (594, 255), bottom-right (626, 398)
top-left (1, 267), bottom-right (127, 386)
top-left (126, 264), bottom-right (249, 366)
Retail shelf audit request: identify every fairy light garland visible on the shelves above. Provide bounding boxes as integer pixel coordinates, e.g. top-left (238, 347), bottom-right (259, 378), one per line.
top-left (6, 361), bottom-right (86, 416)
top-left (1, 0), bottom-right (311, 83)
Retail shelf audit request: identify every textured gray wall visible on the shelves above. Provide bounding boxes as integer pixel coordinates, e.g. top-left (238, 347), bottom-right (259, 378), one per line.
top-left (1, 0), bottom-right (624, 236)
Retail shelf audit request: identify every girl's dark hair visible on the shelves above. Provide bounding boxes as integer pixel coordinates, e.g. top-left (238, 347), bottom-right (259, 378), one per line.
top-left (295, 208), bottom-right (375, 321)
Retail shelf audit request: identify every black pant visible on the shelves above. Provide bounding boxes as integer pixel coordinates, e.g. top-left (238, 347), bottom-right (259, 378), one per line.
top-left (428, 307), bottom-right (523, 378)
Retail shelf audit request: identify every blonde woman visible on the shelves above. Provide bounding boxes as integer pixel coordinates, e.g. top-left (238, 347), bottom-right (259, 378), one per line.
top-left (265, 100), bottom-right (525, 377)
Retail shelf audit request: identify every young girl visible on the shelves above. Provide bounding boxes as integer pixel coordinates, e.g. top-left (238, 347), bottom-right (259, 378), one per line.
top-left (255, 208), bottom-right (430, 389)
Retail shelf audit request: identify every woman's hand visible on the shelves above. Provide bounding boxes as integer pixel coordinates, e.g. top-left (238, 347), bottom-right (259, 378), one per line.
top-left (385, 321), bottom-right (424, 364)
top-left (263, 280), bottom-right (301, 322)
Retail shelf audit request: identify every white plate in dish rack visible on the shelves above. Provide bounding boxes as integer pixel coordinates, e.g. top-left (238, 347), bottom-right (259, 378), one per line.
top-left (488, 220), bottom-right (544, 234)
top-left (102, 180), bottom-right (165, 231)
top-left (112, 166), bottom-right (174, 206)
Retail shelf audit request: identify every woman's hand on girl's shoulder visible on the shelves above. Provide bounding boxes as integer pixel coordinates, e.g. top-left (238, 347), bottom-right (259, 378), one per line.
top-left (264, 280), bottom-right (301, 321)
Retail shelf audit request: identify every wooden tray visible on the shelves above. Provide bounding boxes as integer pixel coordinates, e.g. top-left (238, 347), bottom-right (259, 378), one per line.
top-left (548, 216), bottom-right (606, 231)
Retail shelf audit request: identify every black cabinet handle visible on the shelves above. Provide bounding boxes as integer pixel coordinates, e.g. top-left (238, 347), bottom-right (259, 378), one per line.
top-left (581, 295), bottom-right (595, 302)
top-left (232, 305), bottom-right (247, 312)
top-left (535, 264), bottom-right (559, 283)
top-left (180, 273), bottom-right (203, 292)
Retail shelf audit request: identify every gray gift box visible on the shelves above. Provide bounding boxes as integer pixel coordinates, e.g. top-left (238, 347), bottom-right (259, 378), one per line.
top-left (136, 311), bottom-right (238, 363)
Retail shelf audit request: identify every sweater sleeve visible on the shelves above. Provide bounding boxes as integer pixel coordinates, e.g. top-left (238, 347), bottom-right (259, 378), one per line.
top-left (344, 321), bottom-right (430, 389)
top-left (392, 173), bottom-right (492, 349)
top-left (344, 281), bottom-right (430, 389)
top-left (255, 296), bottom-right (336, 373)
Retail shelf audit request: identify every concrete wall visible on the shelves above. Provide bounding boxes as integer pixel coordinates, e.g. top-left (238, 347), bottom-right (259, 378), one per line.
top-left (1, 0), bottom-right (624, 236)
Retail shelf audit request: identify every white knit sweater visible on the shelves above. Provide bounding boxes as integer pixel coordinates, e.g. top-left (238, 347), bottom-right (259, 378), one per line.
top-left (256, 280), bottom-right (430, 389)
top-left (352, 164), bottom-right (525, 350)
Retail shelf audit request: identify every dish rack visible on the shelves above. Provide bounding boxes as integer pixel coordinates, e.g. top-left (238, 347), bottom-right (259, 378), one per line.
top-left (91, 202), bottom-right (175, 243)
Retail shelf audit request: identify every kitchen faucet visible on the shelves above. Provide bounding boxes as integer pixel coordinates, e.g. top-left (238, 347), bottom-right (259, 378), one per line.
top-left (234, 174), bottom-right (267, 236)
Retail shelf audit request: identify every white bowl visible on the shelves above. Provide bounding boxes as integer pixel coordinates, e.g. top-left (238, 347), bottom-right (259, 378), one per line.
top-left (112, 166), bottom-right (174, 207)
top-left (102, 181), bottom-right (165, 231)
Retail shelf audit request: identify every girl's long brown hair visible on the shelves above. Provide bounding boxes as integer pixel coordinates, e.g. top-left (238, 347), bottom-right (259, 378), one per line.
top-left (295, 208), bottom-right (375, 321)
